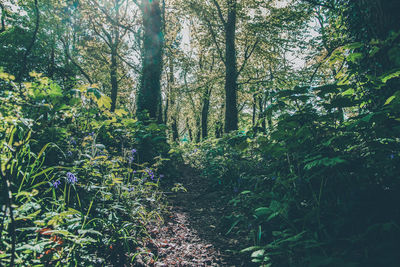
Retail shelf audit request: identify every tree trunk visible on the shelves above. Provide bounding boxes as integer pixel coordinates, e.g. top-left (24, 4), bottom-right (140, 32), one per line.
top-left (110, 47), bottom-right (118, 112)
top-left (258, 96), bottom-right (266, 132)
top-left (224, 0), bottom-right (238, 133)
top-left (196, 116), bottom-right (201, 143)
top-left (201, 87), bottom-right (212, 140)
top-left (137, 0), bottom-right (163, 120)
top-left (0, 3), bottom-right (5, 33)
top-left (252, 93), bottom-right (256, 129)
top-left (186, 118), bottom-right (193, 141)
top-left (167, 57), bottom-right (179, 141)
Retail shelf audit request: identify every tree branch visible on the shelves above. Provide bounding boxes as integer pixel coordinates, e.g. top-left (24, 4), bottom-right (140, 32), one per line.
top-left (211, 0), bottom-right (226, 26)
top-left (203, 16), bottom-right (226, 65)
top-left (238, 39), bottom-right (259, 76)
top-left (61, 37), bottom-right (94, 84)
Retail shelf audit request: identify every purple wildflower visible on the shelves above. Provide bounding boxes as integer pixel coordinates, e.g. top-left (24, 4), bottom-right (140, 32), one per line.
top-left (67, 151), bottom-right (73, 157)
top-left (390, 154), bottom-right (395, 159)
top-left (52, 180), bottom-right (61, 189)
top-left (66, 172), bottom-right (78, 184)
top-left (128, 187), bottom-right (134, 192)
top-left (145, 168), bottom-right (155, 180)
top-left (128, 149), bottom-right (137, 163)
top-left (89, 132), bottom-right (95, 137)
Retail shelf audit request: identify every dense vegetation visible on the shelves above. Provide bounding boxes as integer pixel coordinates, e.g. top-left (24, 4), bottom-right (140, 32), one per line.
top-left (1, 0), bottom-right (400, 266)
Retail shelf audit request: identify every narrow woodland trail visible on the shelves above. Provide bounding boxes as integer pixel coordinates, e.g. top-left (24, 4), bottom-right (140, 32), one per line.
top-left (135, 166), bottom-right (249, 266)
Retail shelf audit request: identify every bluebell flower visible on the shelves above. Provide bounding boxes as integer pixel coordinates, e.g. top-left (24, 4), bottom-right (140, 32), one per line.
top-left (271, 176), bottom-right (277, 181)
top-left (66, 172), bottom-right (78, 184)
top-left (128, 149), bottom-right (137, 163)
top-left (145, 168), bottom-right (155, 180)
top-left (67, 151), bottom-right (73, 157)
top-left (390, 154), bottom-right (395, 159)
top-left (89, 132), bottom-right (95, 137)
top-left (128, 187), bottom-right (134, 192)
top-left (52, 180), bottom-right (61, 189)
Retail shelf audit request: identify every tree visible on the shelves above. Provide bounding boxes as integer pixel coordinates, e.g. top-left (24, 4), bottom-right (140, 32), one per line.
top-left (136, 0), bottom-right (164, 120)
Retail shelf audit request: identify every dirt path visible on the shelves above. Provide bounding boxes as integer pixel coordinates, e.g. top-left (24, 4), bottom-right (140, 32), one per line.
top-left (134, 166), bottom-right (249, 266)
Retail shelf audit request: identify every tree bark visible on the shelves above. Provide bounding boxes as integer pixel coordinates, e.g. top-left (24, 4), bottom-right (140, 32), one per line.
top-left (201, 87), bottom-right (212, 139)
top-left (1, 3), bottom-right (6, 33)
top-left (167, 57), bottom-right (179, 141)
top-left (137, 0), bottom-right (163, 120)
top-left (258, 96), bottom-right (266, 132)
top-left (224, 0), bottom-right (238, 132)
top-left (110, 46), bottom-right (118, 112)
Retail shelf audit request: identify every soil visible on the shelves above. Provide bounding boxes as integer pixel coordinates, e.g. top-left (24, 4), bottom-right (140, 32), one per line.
top-left (134, 166), bottom-right (251, 266)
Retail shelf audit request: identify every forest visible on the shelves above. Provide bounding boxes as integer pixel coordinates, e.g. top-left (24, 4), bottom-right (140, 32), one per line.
top-left (1, 0), bottom-right (400, 266)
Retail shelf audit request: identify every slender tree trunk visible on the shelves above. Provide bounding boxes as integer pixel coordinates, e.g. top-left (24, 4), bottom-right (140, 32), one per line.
top-left (201, 87), bottom-right (212, 139)
top-left (0, 3), bottom-right (5, 33)
top-left (110, 47), bottom-right (118, 112)
top-left (258, 96), bottom-right (266, 132)
top-left (186, 118), bottom-right (193, 141)
top-left (163, 94), bottom-right (168, 124)
top-left (196, 116), bottom-right (201, 143)
top-left (48, 36), bottom-right (55, 79)
top-left (224, 0), bottom-right (238, 132)
top-left (137, 0), bottom-right (163, 120)
top-left (167, 57), bottom-right (179, 141)
top-left (252, 93), bottom-right (256, 129)
top-left (110, 0), bottom-right (121, 112)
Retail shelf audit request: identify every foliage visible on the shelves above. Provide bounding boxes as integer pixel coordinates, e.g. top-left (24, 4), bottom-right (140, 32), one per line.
top-left (0, 71), bottom-right (168, 265)
top-left (182, 33), bottom-right (400, 264)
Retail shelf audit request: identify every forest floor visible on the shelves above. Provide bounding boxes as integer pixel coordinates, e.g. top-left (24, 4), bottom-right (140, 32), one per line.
top-left (134, 166), bottom-right (250, 267)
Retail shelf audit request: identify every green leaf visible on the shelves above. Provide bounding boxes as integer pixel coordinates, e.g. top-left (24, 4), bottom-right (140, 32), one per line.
top-left (384, 95), bottom-right (396, 105)
top-left (380, 69), bottom-right (400, 83)
top-left (254, 207), bottom-right (270, 217)
top-left (347, 52), bottom-right (363, 63)
top-left (342, 88), bottom-right (354, 96)
top-left (240, 246), bottom-right (261, 253)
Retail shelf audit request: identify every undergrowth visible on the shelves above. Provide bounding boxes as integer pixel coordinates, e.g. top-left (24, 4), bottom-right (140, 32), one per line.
top-left (0, 71), bottom-right (169, 266)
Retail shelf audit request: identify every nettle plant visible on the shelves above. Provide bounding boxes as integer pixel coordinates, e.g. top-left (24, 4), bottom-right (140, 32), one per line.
top-left (0, 72), bottom-right (168, 265)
